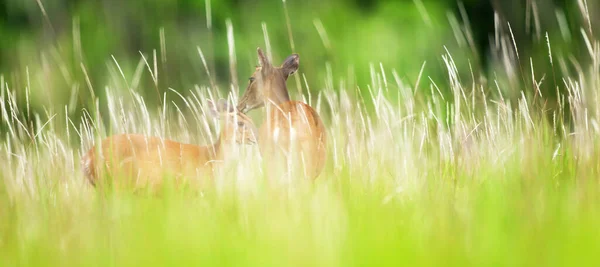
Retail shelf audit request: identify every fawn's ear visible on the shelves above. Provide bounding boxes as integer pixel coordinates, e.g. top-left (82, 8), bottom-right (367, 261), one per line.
top-left (206, 99), bottom-right (220, 118)
top-left (206, 98), bottom-right (235, 119)
top-left (216, 98), bottom-right (235, 113)
top-left (280, 54), bottom-right (299, 79)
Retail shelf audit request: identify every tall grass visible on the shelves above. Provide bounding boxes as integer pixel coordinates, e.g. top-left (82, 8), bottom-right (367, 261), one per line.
top-left (2, 5), bottom-right (600, 267)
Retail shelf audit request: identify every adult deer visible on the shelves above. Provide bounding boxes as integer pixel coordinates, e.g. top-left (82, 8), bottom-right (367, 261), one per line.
top-left (81, 99), bottom-right (257, 191)
top-left (237, 48), bottom-right (327, 180)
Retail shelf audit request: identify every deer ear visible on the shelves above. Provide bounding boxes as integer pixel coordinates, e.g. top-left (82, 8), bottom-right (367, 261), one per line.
top-left (206, 98), bottom-right (235, 119)
top-left (281, 54), bottom-right (299, 78)
top-left (257, 47), bottom-right (271, 68)
top-left (206, 99), bottom-right (220, 118)
top-left (216, 98), bottom-right (235, 113)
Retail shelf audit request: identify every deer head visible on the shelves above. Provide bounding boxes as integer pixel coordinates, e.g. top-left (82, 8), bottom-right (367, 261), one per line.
top-left (237, 47), bottom-right (299, 113)
top-left (207, 98), bottom-right (257, 145)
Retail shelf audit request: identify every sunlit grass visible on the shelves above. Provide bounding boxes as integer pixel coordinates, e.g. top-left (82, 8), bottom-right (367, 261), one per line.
top-left (3, 8), bottom-right (600, 267)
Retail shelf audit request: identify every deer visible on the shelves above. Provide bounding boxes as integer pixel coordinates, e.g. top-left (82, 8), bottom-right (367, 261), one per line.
top-left (81, 99), bottom-right (257, 191)
top-left (237, 48), bottom-right (327, 180)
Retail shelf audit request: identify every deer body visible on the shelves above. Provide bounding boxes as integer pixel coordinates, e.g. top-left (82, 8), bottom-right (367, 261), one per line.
top-left (238, 48), bottom-right (327, 179)
top-left (81, 100), bottom-right (257, 190)
top-left (259, 101), bottom-right (327, 179)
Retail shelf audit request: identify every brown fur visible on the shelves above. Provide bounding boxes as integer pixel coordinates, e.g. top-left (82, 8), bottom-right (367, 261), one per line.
top-left (238, 48), bottom-right (327, 179)
top-left (81, 109), bottom-right (256, 191)
top-left (259, 101), bottom-right (327, 179)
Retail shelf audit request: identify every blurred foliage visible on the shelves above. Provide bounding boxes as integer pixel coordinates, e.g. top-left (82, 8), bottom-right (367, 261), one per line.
top-left (0, 0), bottom-right (599, 115)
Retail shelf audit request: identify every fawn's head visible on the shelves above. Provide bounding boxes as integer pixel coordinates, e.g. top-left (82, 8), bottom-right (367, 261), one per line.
top-left (207, 99), bottom-right (257, 145)
top-left (237, 47), bottom-right (299, 113)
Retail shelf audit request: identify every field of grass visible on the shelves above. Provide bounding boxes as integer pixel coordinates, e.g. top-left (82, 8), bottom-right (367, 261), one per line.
top-left (3, 7), bottom-right (600, 267)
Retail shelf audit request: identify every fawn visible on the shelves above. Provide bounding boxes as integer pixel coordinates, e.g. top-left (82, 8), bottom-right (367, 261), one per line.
top-left (81, 99), bottom-right (257, 191)
top-left (237, 48), bottom-right (327, 180)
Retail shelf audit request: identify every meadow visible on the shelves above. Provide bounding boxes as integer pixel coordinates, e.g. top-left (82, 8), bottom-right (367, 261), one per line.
top-left (2, 1), bottom-right (600, 266)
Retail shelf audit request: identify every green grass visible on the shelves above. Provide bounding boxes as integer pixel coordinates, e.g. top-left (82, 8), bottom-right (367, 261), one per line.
top-left (3, 8), bottom-right (600, 266)
top-left (3, 70), bottom-right (600, 266)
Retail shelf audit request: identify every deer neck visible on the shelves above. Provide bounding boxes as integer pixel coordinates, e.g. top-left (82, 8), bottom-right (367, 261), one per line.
top-left (265, 76), bottom-right (290, 107)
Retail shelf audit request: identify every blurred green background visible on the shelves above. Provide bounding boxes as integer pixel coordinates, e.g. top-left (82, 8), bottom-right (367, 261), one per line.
top-left (0, 0), bottom-right (598, 113)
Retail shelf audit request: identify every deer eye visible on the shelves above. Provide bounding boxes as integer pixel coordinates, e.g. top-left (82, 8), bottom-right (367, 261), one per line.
top-left (237, 122), bottom-right (245, 127)
top-left (249, 77), bottom-right (255, 82)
